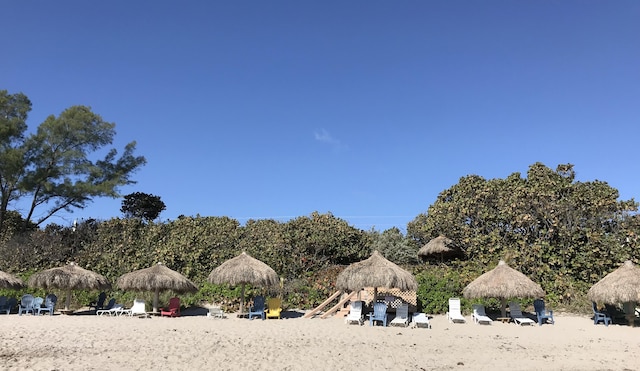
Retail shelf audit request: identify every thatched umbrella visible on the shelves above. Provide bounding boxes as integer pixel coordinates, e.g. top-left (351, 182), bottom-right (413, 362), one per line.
top-left (336, 250), bottom-right (417, 303)
top-left (463, 260), bottom-right (544, 318)
top-left (588, 260), bottom-right (640, 326)
top-left (207, 252), bottom-right (279, 315)
top-left (117, 262), bottom-right (198, 313)
top-left (27, 262), bottom-right (111, 311)
top-left (418, 235), bottom-right (463, 261)
top-left (0, 270), bottom-right (25, 290)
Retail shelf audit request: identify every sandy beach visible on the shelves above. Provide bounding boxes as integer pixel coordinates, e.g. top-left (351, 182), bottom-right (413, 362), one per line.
top-left (1, 310), bottom-right (638, 371)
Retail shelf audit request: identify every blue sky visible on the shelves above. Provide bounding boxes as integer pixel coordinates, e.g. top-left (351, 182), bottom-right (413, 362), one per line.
top-left (3, 1), bottom-right (639, 232)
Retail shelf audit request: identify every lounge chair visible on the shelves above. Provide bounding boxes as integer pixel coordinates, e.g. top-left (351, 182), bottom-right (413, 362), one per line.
top-left (93, 298), bottom-right (116, 315)
top-left (411, 313), bottom-right (431, 328)
top-left (97, 304), bottom-right (124, 316)
top-left (472, 304), bottom-right (493, 325)
top-left (533, 299), bottom-right (554, 325)
top-left (344, 301), bottom-right (364, 325)
top-left (207, 306), bottom-right (226, 319)
top-left (266, 297), bottom-right (282, 319)
top-left (248, 296), bottom-right (265, 320)
top-left (88, 292), bottom-right (107, 311)
top-left (37, 294), bottom-right (57, 315)
top-left (447, 298), bottom-right (466, 323)
top-left (592, 302), bottom-right (611, 326)
top-left (368, 302), bottom-right (388, 327)
top-left (390, 303), bottom-right (410, 327)
top-left (1, 298), bottom-right (17, 314)
top-left (123, 299), bottom-right (147, 317)
top-left (160, 297), bottom-right (181, 317)
top-left (509, 302), bottom-right (535, 325)
top-left (32, 297), bottom-right (44, 315)
top-left (18, 294), bottom-right (35, 316)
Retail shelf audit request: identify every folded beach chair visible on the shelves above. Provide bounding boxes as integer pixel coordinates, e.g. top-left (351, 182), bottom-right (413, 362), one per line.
top-left (18, 294), bottom-right (35, 316)
top-left (266, 297), bottom-right (282, 319)
top-left (533, 299), bottom-right (554, 325)
top-left (207, 306), bottom-right (226, 319)
top-left (509, 302), bottom-right (535, 326)
top-left (248, 296), bottom-right (265, 320)
top-left (345, 301), bottom-right (364, 325)
top-left (368, 302), bottom-right (388, 327)
top-left (592, 302), bottom-right (611, 326)
top-left (447, 298), bottom-right (466, 323)
top-left (411, 313), bottom-right (431, 329)
top-left (472, 304), bottom-right (493, 325)
top-left (390, 303), bottom-right (410, 327)
top-left (37, 294), bottom-right (57, 315)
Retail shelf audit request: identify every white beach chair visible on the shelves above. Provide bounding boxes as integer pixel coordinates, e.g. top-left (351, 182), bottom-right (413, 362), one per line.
top-left (97, 304), bottom-right (124, 316)
top-left (411, 313), bottom-right (431, 329)
top-left (390, 303), bottom-right (410, 327)
top-left (472, 304), bottom-right (493, 325)
top-left (207, 306), bottom-right (226, 319)
top-left (344, 301), bottom-right (364, 325)
top-left (509, 302), bottom-right (535, 326)
top-left (447, 298), bottom-right (466, 323)
top-left (123, 299), bottom-right (147, 317)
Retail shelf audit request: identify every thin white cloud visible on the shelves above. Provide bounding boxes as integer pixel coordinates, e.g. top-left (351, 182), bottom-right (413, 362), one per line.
top-left (314, 129), bottom-right (347, 151)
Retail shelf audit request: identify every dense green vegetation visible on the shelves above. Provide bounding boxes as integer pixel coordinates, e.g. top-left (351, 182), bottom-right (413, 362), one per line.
top-left (0, 163), bottom-right (638, 315)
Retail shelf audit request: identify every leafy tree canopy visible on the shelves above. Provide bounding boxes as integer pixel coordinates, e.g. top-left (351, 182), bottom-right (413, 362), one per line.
top-left (121, 192), bottom-right (166, 222)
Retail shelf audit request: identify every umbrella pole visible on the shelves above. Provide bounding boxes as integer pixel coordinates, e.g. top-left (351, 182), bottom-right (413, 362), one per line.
top-left (153, 288), bottom-right (160, 313)
top-left (240, 284), bottom-right (246, 316)
top-left (65, 289), bottom-right (72, 311)
top-left (501, 298), bottom-right (507, 318)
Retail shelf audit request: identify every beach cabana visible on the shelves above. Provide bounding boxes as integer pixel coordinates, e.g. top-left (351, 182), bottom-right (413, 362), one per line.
top-left (0, 270), bottom-right (25, 290)
top-left (462, 260), bottom-right (544, 318)
top-left (27, 262), bottom-right (111, 311)
top-left (336, 250), bottom-right (417, 303)
top-left (117, 262), bottom-right (197, 313)
top-left (587, 260), bottom-right (640, 327)
top-left (207, 252), bottom-right (279, 316)
top-left (418, 235), bottom-right (463, 262)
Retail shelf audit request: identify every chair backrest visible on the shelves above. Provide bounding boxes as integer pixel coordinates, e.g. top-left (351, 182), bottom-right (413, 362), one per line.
top-left (6, 297), bottom-right (17, 311)
top-left (44, 294), bottom-right (57, 309)
top-left (0, 296), bottom-right (6, 307)
top-left (21, 294), bottom-right (34, 308)
top-left (168, 297), bottom-right (180, 310)
top-left (349, 301), bottom-right (363, 316)
top-left (131, 299), bottom-right (146, 315)
top-left (373, 302), bottom-right (388, 318)
top-left (396, 303), bottom-right (409, 319)
top-left (509, 302), bottom-right (524, 316)
top-left (33, 297), bottom-right (44, 309)
top-left (449, 298), bottom-right (462, 315)
top-left (267, 297), bottom-right (281, 311)
top-left (104, 298), bottom-right (116, 310)
top-left (96, 292), bottom-right (107, 307)
top-left (473, 304), bottom-right (487, 317)
top-left (252, 296), bottom-right (265, 311)
top-left (533, 299), bottom-right (545, 314)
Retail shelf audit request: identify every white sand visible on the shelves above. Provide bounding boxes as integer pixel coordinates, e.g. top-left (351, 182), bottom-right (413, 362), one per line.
top-left (1, 311), bottom-right (638, 371)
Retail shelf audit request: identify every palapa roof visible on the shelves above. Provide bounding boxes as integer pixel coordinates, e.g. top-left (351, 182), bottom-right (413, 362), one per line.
top-left (587, 260), bottom-right (640, 304)
top-left (336, 250), bottom-right (417, 292)
top-left (418, 235), bottom-right (462, 257)
top-left (27, 262), bottom-right (111, 291)
top-left (207, 252), bottom-right (279, 287)
top-left (462, 260), bottom-right (544, 299)
top-left (0, 270), bottom-right (25, 290)
top-left (117, 263), bottom-right (197, 293)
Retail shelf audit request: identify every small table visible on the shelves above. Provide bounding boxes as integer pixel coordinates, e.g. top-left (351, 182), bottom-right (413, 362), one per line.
top-left (497, 317), bottom-right (511, 323)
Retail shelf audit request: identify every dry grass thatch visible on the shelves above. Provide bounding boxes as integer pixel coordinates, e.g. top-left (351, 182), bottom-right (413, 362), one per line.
top-left (28, 262), bottom-right (111, 291)
top-left (587, 260), bottom-right (640, 304)
top-left (0, 270), bottom-right (25, 290)
top-left (463, 260), bottom-right (544, 300)
top-left (417, 235), bottom-right (462, 257)
top-left (336, 250), bottom-right (417, 292)
top-left (207, 252), bottom-right (278, 287)
top-left (117, 263), bottom-right (197, 293)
